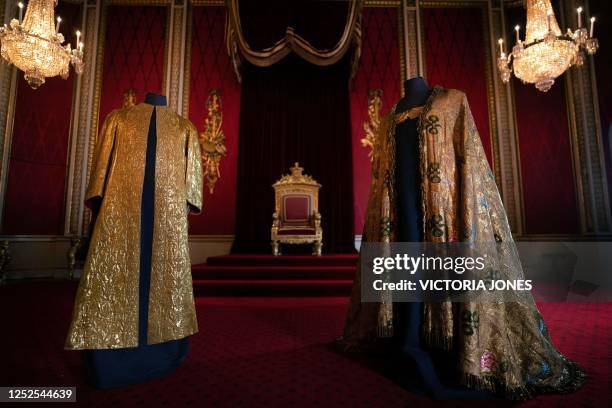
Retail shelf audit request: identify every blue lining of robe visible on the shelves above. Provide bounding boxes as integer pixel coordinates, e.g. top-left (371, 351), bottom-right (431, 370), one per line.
top-left (83, 94), bottom-right (188, 389)
top-left (393, 117), bottom-right (491, 400)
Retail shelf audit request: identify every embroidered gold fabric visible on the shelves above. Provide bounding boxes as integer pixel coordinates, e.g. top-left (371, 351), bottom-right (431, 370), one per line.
top-left (342, 87), bottom-right (585, 399)
top-left (66, 104), bottom-right (203, 350)
top-left (394, 106), bottom-right (423, 123)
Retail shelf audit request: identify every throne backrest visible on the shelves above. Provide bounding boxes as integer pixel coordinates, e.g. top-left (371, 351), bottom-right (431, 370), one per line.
top-left (281, 193), bottom-right (313, 225)
top-left (273, 163), bottom-right (321, 226)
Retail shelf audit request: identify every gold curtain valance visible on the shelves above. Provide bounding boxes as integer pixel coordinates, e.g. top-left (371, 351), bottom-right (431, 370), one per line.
top-left (226, 0), bottom-right (363, 81)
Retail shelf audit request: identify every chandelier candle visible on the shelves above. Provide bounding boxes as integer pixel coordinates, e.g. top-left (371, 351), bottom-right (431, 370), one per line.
top-left (590, 17), bottom-right (595, 38)
top-left (515, 25), bottom-right (521, 43)
top-left (17, 2), bottom-right (23, 24)
top-left (577, 7), bottom-right (583, 28)
top-left (56, 16), bottom-right (61, 34)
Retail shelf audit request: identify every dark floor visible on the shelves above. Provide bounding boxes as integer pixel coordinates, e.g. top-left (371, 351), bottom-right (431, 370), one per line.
top-left (0, 281), bottom-right (610, 407)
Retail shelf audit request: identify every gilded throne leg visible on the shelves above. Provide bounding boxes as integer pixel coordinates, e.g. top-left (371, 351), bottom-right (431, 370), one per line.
top-left (272, 240), bottom-right (281, 256)
top-left (313, 240), bottom-right (322, 256)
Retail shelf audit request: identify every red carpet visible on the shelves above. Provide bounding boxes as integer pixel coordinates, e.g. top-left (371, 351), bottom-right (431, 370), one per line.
top-left (192, 254), bottom-right (357, 296)
top-left (0, 280), bottom-right (610, 407)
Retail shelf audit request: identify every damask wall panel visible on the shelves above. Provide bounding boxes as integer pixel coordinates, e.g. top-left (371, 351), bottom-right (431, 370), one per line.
top-left (350, 6), bottom-right (402, 233)
top-left (187, 6), bottom-right (241, 235)
top-left (97, 5), bottom-right (168, 130)
top-left (514, 81), bottom-right (579, 234)
top-left (1, 1), bottom-right (82, 235)
top-left (421, 6), bottom-right (493, 164)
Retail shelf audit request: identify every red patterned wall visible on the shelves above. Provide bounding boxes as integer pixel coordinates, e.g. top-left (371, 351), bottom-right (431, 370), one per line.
top-left (421, 7), bottom-right (493, 164)
top-left (2, 2), bottom-right (82, 234)
top-left (187, 6), bottom-right (241, 235)
top-left (97, 6), bottom-right (167, 130)
top-left (350, 7), bottom-right (402, 234)
top-left (514, 81), bottom-right (579, 234)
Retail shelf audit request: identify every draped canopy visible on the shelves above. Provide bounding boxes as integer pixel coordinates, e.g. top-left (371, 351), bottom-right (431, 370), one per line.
top-left (226, 0), bottom-right (363, 80)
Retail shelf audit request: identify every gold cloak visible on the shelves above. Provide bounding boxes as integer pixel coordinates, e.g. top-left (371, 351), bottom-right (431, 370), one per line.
top-left (66, 103), bottom-right (203, 350)
top-left (342, 87), bottom-right (585, 398)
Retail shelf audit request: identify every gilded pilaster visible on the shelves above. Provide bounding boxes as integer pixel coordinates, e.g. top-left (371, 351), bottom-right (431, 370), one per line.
top-left (65, 0), bottom-right (102, 236)
top-left (0, 1), bottom-right (18, 229)
top-left (166, 0), bottom-right (187, 113)
top-left (402, 0), bottom-right (420, 85)
top-left (560, 0), bottom-right (611, 234)
top-left (489, 1), bottom-right (524, 234)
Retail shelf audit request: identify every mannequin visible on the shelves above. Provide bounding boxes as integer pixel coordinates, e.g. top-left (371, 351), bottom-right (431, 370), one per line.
top-left (393, 77), bottom-right (489, 400)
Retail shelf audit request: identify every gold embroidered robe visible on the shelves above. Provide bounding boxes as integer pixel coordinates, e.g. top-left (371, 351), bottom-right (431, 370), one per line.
top-left (66, 103), bottom-right (203, 350)
top-left (342, 87), bottom-right (585, 399)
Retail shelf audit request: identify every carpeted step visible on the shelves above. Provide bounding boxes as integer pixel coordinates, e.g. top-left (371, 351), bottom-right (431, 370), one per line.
top-left (204, 254), bottom-right (358, 267)
top-left (192, 279), bottom-right (353, 297)
top-left (192, 265), bottom-right (356, 280)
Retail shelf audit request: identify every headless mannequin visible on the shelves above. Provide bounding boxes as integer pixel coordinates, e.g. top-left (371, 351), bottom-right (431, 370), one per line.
top-left (145, 92), bottom-right (167, 106)
top-left (393, 77), bottom-right (490, 400)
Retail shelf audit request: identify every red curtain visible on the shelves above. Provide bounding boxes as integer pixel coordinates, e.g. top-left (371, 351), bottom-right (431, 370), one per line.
top-left (2, 2), bottom-right (82, 234)
top-left (506, 5), bottom-right (579, 234)
top-left (97, 6), bottom-right (167, 130)
top-left (188, 6), bottom-right (241, 235)
top-left (232, 56), bottom-right (355, 253)
top-left (421, 7), bottom-right (493, 164)
top-left (350, 7), bottom-right (402, 235)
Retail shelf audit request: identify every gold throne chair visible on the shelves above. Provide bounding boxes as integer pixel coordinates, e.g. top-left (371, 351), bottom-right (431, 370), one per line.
top-left (271, 163), bottom-right (323, 256)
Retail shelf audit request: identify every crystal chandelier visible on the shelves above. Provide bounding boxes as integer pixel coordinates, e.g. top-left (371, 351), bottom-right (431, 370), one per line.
top-left (497, 0), bottom-right (598, 92)
top-left (0, 0), bottom-right (84, 89)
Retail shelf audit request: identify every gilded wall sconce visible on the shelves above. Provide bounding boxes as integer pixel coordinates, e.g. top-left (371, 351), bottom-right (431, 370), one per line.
top-left (361, 89), bottom-right (383, 162)
top-left (199, 89), bottom-right (227, 194)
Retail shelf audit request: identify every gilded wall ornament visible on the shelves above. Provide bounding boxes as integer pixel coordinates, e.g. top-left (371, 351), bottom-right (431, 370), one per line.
top-left (122, 88), bottom-right (137, 108)
top-left (199, 89), bottom-right (226, 194)
top-left (361, 89), bottom-right (383, 162)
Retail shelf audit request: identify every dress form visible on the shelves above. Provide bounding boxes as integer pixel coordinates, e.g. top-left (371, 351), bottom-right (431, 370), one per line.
top-left (393, 77), bottom-right (490, 400)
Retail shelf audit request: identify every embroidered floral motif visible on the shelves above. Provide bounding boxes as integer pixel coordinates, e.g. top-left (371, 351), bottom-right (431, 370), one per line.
top-left (480, 351), bottom-right (497, 373)
top-left (427, 214), bottom-right (445, 238)
top-left (423, 115), bottom-right (441, 135)
top-left (427, 162), bottom-right (441, 183)
top-left (479, 195), bottom-right (489, 209)
top-left (461, 310), bottom-right (479, 335)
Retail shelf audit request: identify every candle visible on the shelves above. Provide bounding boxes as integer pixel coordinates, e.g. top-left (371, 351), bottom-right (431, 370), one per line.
top-left (56, 16), bottom-right (61, 33)
top-left (515, 25), bottom-right (520, 43)
top-left (577, 7), bottom-right (583, 28)
top-left (590, 17), bottom-right (595, 37)
top-left (79, 41), bottom-right (83, 52)
top-left (76, 30), bottom-right (80, 48)
top-left (498, 38), bottom-right (504, 55)
top-left (17, 2), bottom-right (23, 24)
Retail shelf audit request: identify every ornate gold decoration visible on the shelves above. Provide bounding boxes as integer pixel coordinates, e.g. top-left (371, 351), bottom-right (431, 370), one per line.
top-left (0, 240), bottom-right (11, 285)
top-left (271, 163), bottom-right (323, 256)
top-left (122, 88), bottom-right (137, 108)
top-left (67, 237), bottom-right (82, 280)
top-left (0, 0), bottom-right (84, 88)
top-left (496, 0), bottom-right (599, 92)
top-left (198, 89), bottom-right (226, 194)
top-left (361, 89), bottom-right (383, 162)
